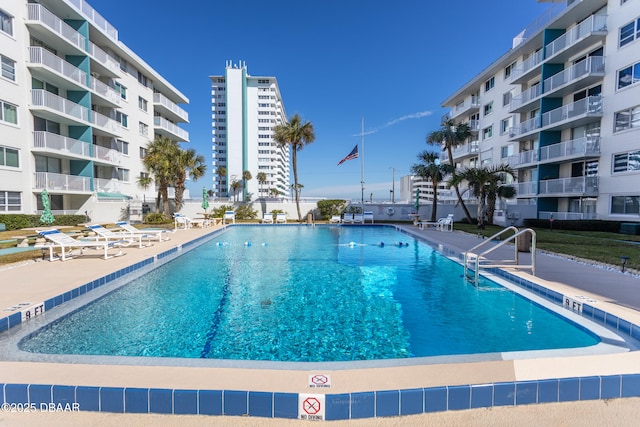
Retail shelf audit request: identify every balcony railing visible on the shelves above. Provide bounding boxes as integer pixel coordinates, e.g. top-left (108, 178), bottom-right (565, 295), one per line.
top-left (90, 110), bottom-right (121, 134)
top-left (450, 96), bottom-right (480, 118)
top-left (33, 131), bottom-right (91, 157)
top-left (89, 76), bottom-right (121, 105)
top-left (34, 172), bottom-right (91, 192)
top-left (28, 47), bottom-right (86, 87)
top-left (514, 182), bottom-right (538, 197)
top-left (31, 89), bottom-right (89, 122)
top-left (452, 141), bottom-right (480, 160)
top-left (67, 0), bottom-right (118, 40)
top-left (94, 178), bottom-right (122, 193)
top-left (538, 176), bottom-right (598, 196)
top-left (153, 93), bottom-right (189, 122)
top-left (154, 116), bottom-right (189, 141)
top-left (27, 4), bottom-right (86, 51)
top-left (543, 56), bottom-right (605, 95)
top-left (509, 50), bottom-right (544, 83)
top-left (88, 41), bottom-right (120, 75)
top-left (541, 95), bottom-right (602, 128)
top-left (509, 84), bottom-right (542, 111)
top-left (539, 211), bottom-right (597, 220)
top-left (545, 14), bottom-right (607, 59)
top-left (93, 145), bottom-right (122, 163)
top-left (511, 0), bottom-right (573, 48)
top-left (539, 136), bottom-right (600, 163)
top-left (507, 150), bottom-right (538, 167)
top-left (467, 120), bottom-right (479, 131)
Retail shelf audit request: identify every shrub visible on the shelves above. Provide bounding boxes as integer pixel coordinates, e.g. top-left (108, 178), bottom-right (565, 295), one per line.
top-left (235, 203), bottom-right (258, 220)
top-left (144, 212), bottom-right (172, 224)
top-left (269, 209), bottom-right (284, 216)
top-left (317, 199), bottom-right (347, 219)
top-left (212, 205), bottom-right (234, 218)
top-left (522, 219), bottom-right (622, 233)
top-left (0, 214), bottom-right (86, 230)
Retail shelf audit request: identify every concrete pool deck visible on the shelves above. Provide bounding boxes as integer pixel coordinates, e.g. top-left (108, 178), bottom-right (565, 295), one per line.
top-left (1, 223), bottom-right (640, 425)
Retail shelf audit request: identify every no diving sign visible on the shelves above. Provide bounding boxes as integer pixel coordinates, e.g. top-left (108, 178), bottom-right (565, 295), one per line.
top-left (298, 393), bottom-right (325, 421)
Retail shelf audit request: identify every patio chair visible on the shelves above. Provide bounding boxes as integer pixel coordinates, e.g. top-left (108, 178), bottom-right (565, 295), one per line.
top-left (37, 228), bottom-right (125, 261)
top-left (437, 214), bottom-right (454, 232)
top-left (262, 213), bottom-right (274, 224)
top-left (342, 214), bottom-right (354, 224)
top-left (87, 224), bottom-right (153, 248)
top-left (174, 213), bottom-right (192, 229)
top-left (329, 215), bottom-right (341, 223)
top-left (276, 213), bottom-right (287, 224)
top-left (353, 213), bottom-right (364, 224)
top-left (115, 221), bottom-right (171, 242)
top-left (363, 211), bottom-right (374, 223)
top-left (223, 210), bottom-right (235, 224)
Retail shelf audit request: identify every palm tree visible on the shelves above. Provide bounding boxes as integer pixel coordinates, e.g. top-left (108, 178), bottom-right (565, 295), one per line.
top-left (273, 114), bottom-right (315, 221)
top-left (215, 166), bottom-right (226, 198)
top-left (136, 174), bottom-right (153, 205)
top-left (242, 170), bottom-right (252, 201)
top-left (411, 151), bottom-right (454, 222)
top-left (230, 179), bottom-right (242, 202)
top-left (426, 119), bottom-right (473, 223)
top-left (447, 164), bottom-right (515, 229)
top-left (142, 136), bottom-right (180, 216)
top-left (173, 148), bottom-right (206, 211)
top-left (256, 172), bottom-right (267, 199)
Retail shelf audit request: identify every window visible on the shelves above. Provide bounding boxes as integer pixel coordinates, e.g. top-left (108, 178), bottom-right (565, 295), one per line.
top-left (217, 103), bottom-right (226, 107)
top-left (483, 101), bottom-right (493, 116)
top-left (1, 54), bottom-right (15, 81)
top-left (619, 17), bottom-right (640, 47)
top-left (0, 145), bottom-right (19, 168)
top-left (611, 195), bottom-right (640, 214)
top-left (115, 82), bottom-right (127, 100)
top-left (0, 9), bottom-right (13, 36)
top-left (484, 76), bottom-right (495, 92)
top-left (116, 112), bottom-right (128, 127)
top-left (117, 168), bottom-right (130, 182)
top-left (137, 71), bottom-right (148, 87)
top-left (614, 105), bottom-right (640, 132)
top-left (500, 145), bottom-right (514, 159)
top-left (617, 62), bottom-right (640, 89)
top-left (483, 125), bottom-right (493, 140)
top-left (0, 191), bottom-right (20, 212)
top-left (0, 99), bottom-right (17, 124)
top-left (501, 117), bottom-right (512, 135)
top-left (613, 150), bottom-right (640, 173)
top-left (138, 121), bottom-right (148, 136)
top-left (138, 96), bottom-right (148, 112)
top-left (116, 139), bottom-right (129, 155)
top-left (504, 61), bottom-right (516, 79)
top-left (139, 147), bottom-right (147, 158)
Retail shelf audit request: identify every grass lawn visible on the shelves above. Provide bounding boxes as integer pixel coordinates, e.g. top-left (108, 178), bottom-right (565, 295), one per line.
top-left (455, 223), bottom-right (640, 273)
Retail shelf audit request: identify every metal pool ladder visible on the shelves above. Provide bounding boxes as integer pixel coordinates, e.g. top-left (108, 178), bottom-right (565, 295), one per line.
top-left (463, 226), bottom-right (536, 284)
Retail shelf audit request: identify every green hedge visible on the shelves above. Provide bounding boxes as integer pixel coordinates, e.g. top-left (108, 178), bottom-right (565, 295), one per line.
top-left (317, 199), bottom-right (347, 219)
top-left (0, 214), bottom-right (87, 231)
top-left (522, 219), bottom-right (622, 233)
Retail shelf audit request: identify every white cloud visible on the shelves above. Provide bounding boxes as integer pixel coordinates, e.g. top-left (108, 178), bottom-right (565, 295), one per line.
top-left (352, 110), bottom-right (433, 136)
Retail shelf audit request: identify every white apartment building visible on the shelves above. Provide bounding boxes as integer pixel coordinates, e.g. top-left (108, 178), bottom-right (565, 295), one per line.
top-left (210, 61), bottom-right (290, 201)
top-left (441, 0), bottom-right (640, 222)
top-left (0, 0), bottom-right (188, 222)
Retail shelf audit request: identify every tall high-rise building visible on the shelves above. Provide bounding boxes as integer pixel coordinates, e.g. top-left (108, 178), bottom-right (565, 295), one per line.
top-left (210, 61), bottom-right (290, 201)
top-left (0, 0), bottom-right (188, 221)
top-left (441, 0), bottom-right (640, 222)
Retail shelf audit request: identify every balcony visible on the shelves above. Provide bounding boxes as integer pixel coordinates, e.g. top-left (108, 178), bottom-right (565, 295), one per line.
top-left (32, 131), bottom-right (91, 158)
top-left (538, 176), bottom-right (598, 196)
top-left (542, 56), bottom-right (605, 99)
top-left (509, 84), bottom-right (542, 113)
top-left (544, 14), bottom-right (607, 64)
top-left (94, 178), bottom-right (123, 194)
top-left (449, 96), bottom-right (480, 120)
top-left (88, 42), bottom-right (121, 78)
top-left (538, 136), bottom-right (600, 164)
top-left (31, 89), bottom-right (89, 125)
top-left (89, 76), bottom-right (121, 107)
top-left (508, 96), bottom-right (602, 140)
top-left (513, 182), bottom-right (538, 197)
top-left (451, 141), bottom-right (480, 161)
top-left (467, 120), bottom-right (480, 132)
top-left (509, 50), bottom-right (544, 85)
top-left (27, 47), bottom-right (86, 90)
top-left (93, 145), bottom-right (123, 165)
top-left (26, 4), bottom-right (86, 54)
top-left (539, 211), bottom-right (597, 220)
top-left (34, 172), bottom-right (91, 193)
top-left (507, 150), bottom-right (538, 168)
top-left (90, 111), bottom-right (122, 137)
top-left (153, 93), bottom-right (189, 123)
top-left (154, 116), bottom-right (189, 142)
top-left (67, 0), bottom-right (118, 40)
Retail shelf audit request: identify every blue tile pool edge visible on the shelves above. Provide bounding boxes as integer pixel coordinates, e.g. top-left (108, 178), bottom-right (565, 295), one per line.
top-left (1, 374), bottom-right (639, 419)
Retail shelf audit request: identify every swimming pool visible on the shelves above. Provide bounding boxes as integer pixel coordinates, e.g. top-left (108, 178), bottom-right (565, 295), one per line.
top-left (17, 225), bottom-right (599, 362)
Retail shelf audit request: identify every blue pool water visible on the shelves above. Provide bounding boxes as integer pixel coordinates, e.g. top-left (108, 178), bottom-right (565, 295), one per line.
top-left (19, 226), bottom-right (599, 361)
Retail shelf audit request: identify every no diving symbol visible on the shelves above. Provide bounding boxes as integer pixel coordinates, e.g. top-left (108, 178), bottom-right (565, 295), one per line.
top-left (303, 397), bottom-right (321, 415)
top-left (311, 375), bottom-right (328, 386)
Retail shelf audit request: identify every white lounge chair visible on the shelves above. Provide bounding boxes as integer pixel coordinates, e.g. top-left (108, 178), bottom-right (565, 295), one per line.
top-left (329, 215), bottom-right (341, 223)
top-left (223, 210), bottom-right (235, 224)
top-left (363, 211), bottom-right (374, 223)
top-left (174, 213), bottom-right (192, 229)
top-left (353, 213), bottom-right (364, 224)
top-left (37, 228), bottom-right (124, 261)
top-left (276, 213), bottom-right (287, 223)
top-left (87, 224), bottom-right (153, 248)
top-left (438, 214), bottom-right (454, 232)
top-left (115, 221), bottom-right (171, 241)
top-left (342, 214), bottom-right (354, 224)
top-left (262, 213), bottom-right (273, 224)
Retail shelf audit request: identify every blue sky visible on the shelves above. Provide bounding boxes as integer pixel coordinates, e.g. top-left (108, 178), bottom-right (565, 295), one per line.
top-left (89, 0), bottom-right (550, 201)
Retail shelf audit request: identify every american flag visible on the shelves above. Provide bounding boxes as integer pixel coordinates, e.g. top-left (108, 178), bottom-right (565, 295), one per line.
top-left (337, 145), bottom-right (359, 166)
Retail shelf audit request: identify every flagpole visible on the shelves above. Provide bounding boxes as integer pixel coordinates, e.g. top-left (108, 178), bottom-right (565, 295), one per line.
top-left (361, 116), bottom-right (365, 211)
